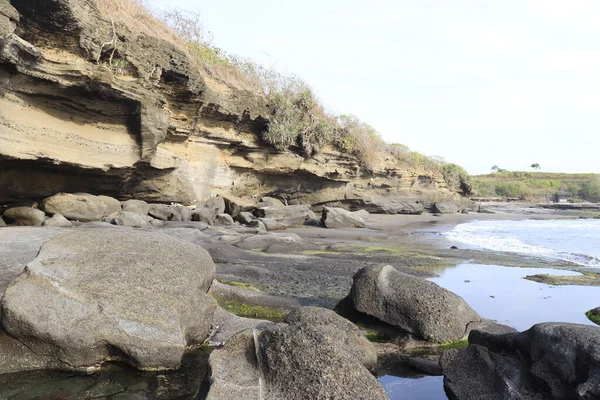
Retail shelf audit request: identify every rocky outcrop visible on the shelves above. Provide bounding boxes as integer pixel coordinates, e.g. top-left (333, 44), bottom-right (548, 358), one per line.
top-left (3, 207), bottom-right (45, 226)
top-left (342, 265), bottom-right (480, 343)
top-left (321, 206), bottom-right (366, 228)
top-left (42, 193), bottom-right (108, 222)
top-left (206, 308), bottom-right (387, 400)
top-left (253, 204), bottom-right (310, 227)
top-left (432, 201), bottom-right (459, 214)
top-left (1, 229), bottom-right (217, 372)
top-left (0, 0), bottom-right (460, 210)
top-left (441, 323), bottom-right (600, 400)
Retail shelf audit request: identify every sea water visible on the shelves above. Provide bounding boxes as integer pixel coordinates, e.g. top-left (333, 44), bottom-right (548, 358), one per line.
top-left (379, 219), bottom-right (600, 400)
top-left (443, 218), bottom-right (600, 267)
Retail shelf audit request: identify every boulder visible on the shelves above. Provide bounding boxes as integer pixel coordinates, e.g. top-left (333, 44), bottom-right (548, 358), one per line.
top-left (321, 206), bottom-right (366, 228)
top-left (214, 214), bottom-right (235, 225)
top-left (148, 204), bottom-right (181, 221)
top-left (207, 321), bottom-right (387, 400)
top-left (352, 209), bottom-right (370, 220)
top-left (175, 205), bottom-right (192, 222)
top-left (0, 217), bottom-right (5, 227)
top-left (1, 229), bottom-right (217, 371)
top-left (122, 199), bottom-right (149, 216)
top-left (257, 196), bottom-right (285, 208)
top-left (441, 323), bottom-right (600, 400)
top-left (207, 307), bottom-right (272, 347)
top-left (253, 218), bottom-right (286, 231)
top-left (113, 211), bottom-right (148, 227)
top-left (191, 208), bottom-right (217, 225)
top-left (98, 195), bottom-right (121, 216)
top-left (284, 307), bottom-right (377, 370)
top-left (253, 204), bottom-right (310, 227)
top-left (359, 196), bottom-right (424, 215)
top-left (3, 207), bottom-right (46, 226)
top-left (234, 211), bottom-right (255, 225)
top-left (234, 232), bottom-right (317, 253)
top-left (432, 201), bottom-right (459, 214)
top-left (304, 210), bottom-right (321, 226)
top-left (348, 265), bottom-right (480, 343)
top-left (203, 196), bottom-right (226, 215)
top-left (42, 193), bottom-right (107, 222)
top-left (221, 194), bottom-right (255, 218)
top-left (42, 214), bottom-right (73, 227)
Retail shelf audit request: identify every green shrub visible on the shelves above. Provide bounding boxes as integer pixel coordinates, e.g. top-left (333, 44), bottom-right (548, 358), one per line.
top-left (580, 180), bottom-right (600, 202)
top-left (495, 182), bottom-right (533, 199)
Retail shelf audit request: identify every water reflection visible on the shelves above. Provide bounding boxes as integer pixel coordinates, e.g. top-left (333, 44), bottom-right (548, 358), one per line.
top-left (379, 375), bottom-right (446, 400)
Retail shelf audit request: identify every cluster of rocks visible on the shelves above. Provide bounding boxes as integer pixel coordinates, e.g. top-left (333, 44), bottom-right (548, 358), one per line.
top-left (0, 192), bottom-right (380, 230)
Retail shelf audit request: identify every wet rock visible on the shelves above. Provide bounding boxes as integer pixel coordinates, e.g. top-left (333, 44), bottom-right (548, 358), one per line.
top-left (253, 204), bottom-right (310, 227)
top-left (1, 229), bottom-right (217, 371)
top-left (432, 201), bottom-right (459, 214)
top-left (42, 213), bottom-right (73, 227)
top-left (122, 199), bottom-right (149, 216)
top-left (148, 204), bottom-right (181, 221)
top-left (347, 265), bottom-right (480, 343)
top-left (114, 210), bottom-right (148, 227)
top-left (42, 193), bottom-right (107, 222)
top-left (3, 207), bottom-right (45, 226)
top-left (284, 307), bottom-right (377, 370)
top-left (321, 206), bottom-right (366, 228)
top-left (441, 323), bottom-right (600, 400)
top-left (234, 211), bottom-right (255, 225)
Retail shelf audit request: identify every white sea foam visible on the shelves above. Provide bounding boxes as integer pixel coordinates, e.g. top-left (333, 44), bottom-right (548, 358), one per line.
top-left (443, 219), bottom-right (600, 267)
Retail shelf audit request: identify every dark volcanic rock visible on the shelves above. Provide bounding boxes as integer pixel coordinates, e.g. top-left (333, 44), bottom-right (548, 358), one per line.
top-left (1, 229), bottom-right (217, 372)
top-left (348, 265), bottom-right (480, 342)
top-left (321, 206), bottom-right (366, 228)
top-left (441, 322), bottom-right (600, 400)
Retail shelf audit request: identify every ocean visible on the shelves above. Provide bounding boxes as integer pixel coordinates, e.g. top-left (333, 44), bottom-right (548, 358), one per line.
top-left (442, 218), bottom-right (600, 267)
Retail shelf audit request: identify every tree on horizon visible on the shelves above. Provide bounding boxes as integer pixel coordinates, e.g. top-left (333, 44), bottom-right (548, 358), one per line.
top-left (531, 163), bottom-right (540, 171)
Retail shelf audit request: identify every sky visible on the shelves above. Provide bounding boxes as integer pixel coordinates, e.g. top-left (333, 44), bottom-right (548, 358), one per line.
top-left (149, 0), bottom-right (600, 175)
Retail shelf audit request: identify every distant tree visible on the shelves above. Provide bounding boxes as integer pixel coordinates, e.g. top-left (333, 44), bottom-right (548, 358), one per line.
top-left (531, 163), bottom-right (540, 171)
top-left (491, 165), bottom-right (499, 172)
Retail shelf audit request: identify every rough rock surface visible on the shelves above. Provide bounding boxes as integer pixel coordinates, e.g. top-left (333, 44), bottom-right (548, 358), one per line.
top-left (235, 211), bottom-right (255, 225)
top-left (122, 200), bottom-right (149, 216)
top-left (1, 229), bottom-right (217, 371)
top-left (42, 213), bottom-right (73, 227)
top-left (113, 211), bottom-right (148, 227)
top-left (348, 196), bottom-right (425, 214)
top-left (207, 307), bottom-right (272, 347)
top-left (348, 265), bottom-right (480, 342)
top-left (42, 193), bottom-right (108, 221)
top-left (3, 207), bottom-right (45, 226)
top-left (254, 218), bottom-right (285, 231)
top-left (441, 323), bottom-right (600, 400)
top-left (432, 201), bottom-right (459, 214)
top-left (233, 232), bottom-right (318, 253)
top-left (0, 217), bottom-right (5, 227)
top-left (148, 204), bottom-right (181, 221)
top-left (253, 204), bottom-right (310, 227)
top-left (321, 206), bottom-right (366, 228)
top-left (207, 320), bottom-right (387, 400)
top-left (214, 213), bottom-right (235, 225)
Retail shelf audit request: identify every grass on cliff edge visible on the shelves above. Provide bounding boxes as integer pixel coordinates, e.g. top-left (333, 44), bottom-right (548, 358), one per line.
top-left (92, 0), bottom-right (469, 188)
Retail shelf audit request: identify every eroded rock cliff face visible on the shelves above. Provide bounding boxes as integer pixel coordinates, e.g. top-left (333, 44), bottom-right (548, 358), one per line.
top-left (0, 0), bottom-right (460, 207)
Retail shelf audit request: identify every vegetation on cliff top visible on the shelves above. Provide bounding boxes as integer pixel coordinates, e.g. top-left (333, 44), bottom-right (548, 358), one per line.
top-left (93, 0), bottom-right (469, 188)
top-left (472, 171), bottom-right (600, 201)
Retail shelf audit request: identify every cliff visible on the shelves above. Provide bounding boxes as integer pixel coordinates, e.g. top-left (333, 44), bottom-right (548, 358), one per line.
top-left (0, 0), bottom-right (461, 208)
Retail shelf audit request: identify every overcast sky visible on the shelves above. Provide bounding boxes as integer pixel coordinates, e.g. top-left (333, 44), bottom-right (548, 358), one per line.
top-left (149, 0), bottom-right (600, 175)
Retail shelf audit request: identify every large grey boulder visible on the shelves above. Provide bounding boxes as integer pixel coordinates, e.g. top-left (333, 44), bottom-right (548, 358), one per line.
top-left (359, 196), bottom-right (424, 215)
top-left (207, 307), bottom-right (272, 347)
top-left (192, 196), bottom-right (226, 225)
top-left (253, 204), bottom-right (310, 227)
top-left (98, 195), bottom-right (121, 216)
top-left (0, 217), bottom-right (5, 227)
top-left (252, 218), bottom-right (285, 231)
top-left (321, 206), bottom-right (366, 228)
top-left (432, 201), bottom-right (459, 214)
top-left (3, 207), bottom-right (46, 226)
top-left (284, 307), bottom-right (377, 370)
top-left (113, 211), bottom-right (147, 227)
top-left (348, 265), bottom-right (480, 343)
top-left (1, 229), bottom-right (217, 371)
top-left (234, 232), bottom-right (318, 253)
top-left (42, 214), bottom-right (73, 227)
top-left (122, 199), bottom-right (149, 216)
top-left (234, 211), bottom-right (255, 225)
top-left (221, 194), bottom-right (255, 218)
top-left (441, 323), bottom-right (600, 400)
top-left (42, 193), bottom-right (107, 222)
top-left (214, 214), bottom-right (235, 226)
top-left (206, 313), bottom-right (387, 400)
top-left (148, 204), bottom-right (181, 221)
